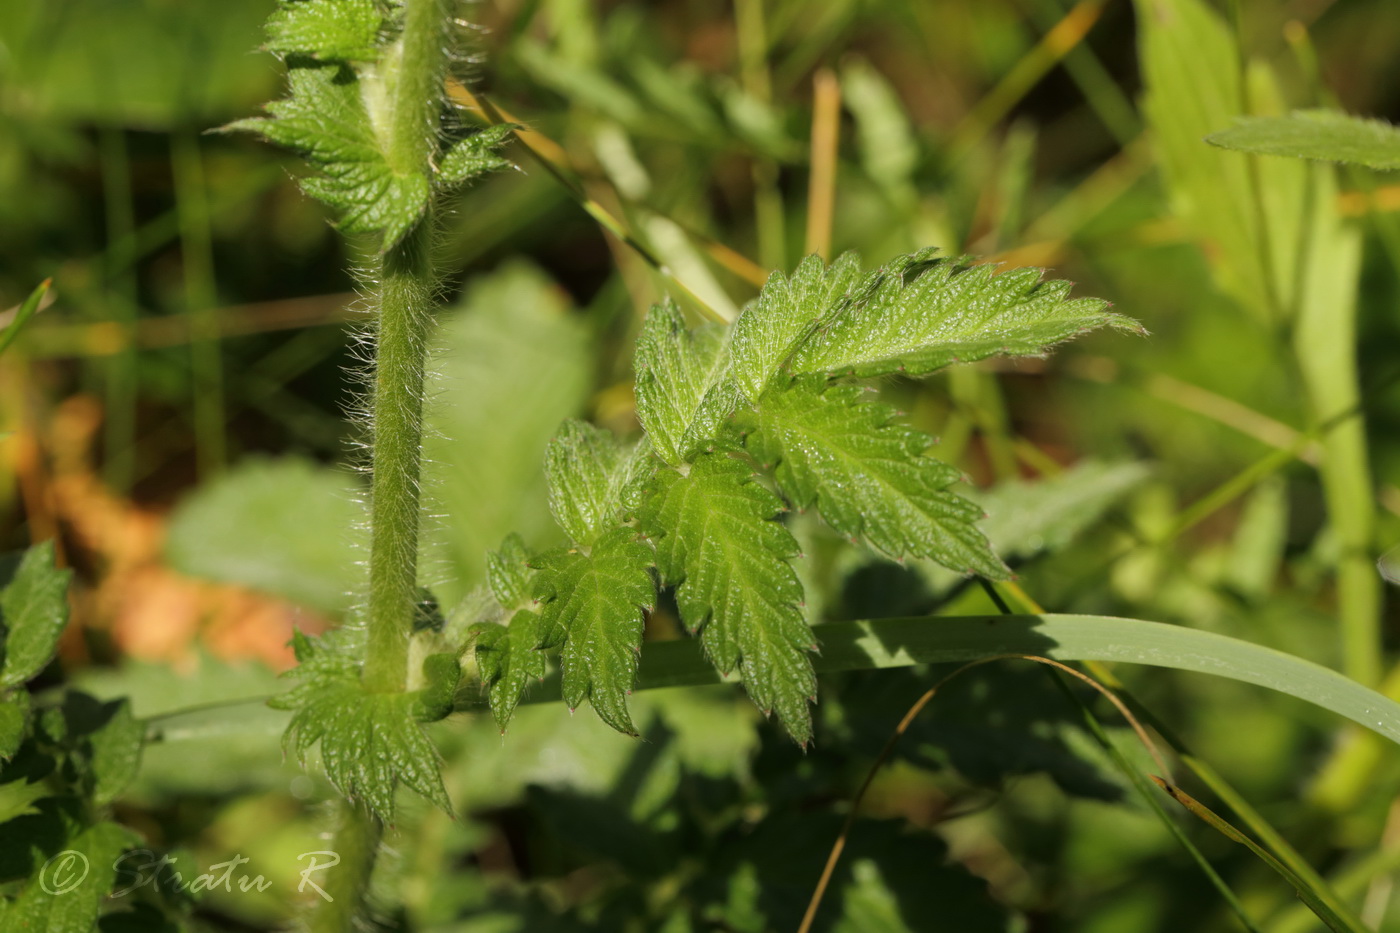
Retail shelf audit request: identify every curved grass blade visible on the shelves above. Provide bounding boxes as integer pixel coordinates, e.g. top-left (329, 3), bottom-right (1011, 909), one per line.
top-left (1154, 778), bottom-right (1362, 933)
top-left (0, 279), bottom-right (52, 358)
top-left (454, 614), bottom-right (1400, 749)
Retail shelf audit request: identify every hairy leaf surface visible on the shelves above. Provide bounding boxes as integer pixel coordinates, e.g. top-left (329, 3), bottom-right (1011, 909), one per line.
top-left (545, 420), bottom-right (650, 545)
top-left (272, 632), bottom-right (449, 819)
top-left (0, 541), bottom-right (73, 689)
top-left (729, 251), bottom-right (862, 400)
top-left (790, 251), bottom-right (1134, 379)
top-left (440, 124), bottom-right (515, 186)
top-left (486, 534), bottom-right (533, 611)
top-left (747, 381), bottom-right (1007, 577)
top-left (264, 0), bottom-right (382, 61)
top-left (532, 529), bottom-right (655, 734)
top-left (634, 299), bottom-right (737, 465)
top-left (640, 454), bottom-right (816, 742)
top-left (226, 60), bottom-right (430, 250)
top-left (471, 611), bottom-right (546, 732)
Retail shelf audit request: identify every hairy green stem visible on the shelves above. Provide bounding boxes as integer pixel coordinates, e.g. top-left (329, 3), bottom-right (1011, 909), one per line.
top-left (363, 223), bottom-right (435, 692)
top-left (360, 0), bottom-right (452, 694)
top-left (307, 799), bottom-right (383, 933)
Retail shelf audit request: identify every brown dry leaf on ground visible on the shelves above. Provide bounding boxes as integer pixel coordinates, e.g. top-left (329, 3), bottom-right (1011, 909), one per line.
top-left (46, 396), bottom-right (325, 672)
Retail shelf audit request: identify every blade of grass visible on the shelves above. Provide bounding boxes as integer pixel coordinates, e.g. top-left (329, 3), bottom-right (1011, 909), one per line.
top-left (1155, 779), bottom-right (1363, 933)
top-left (453, 613), bottom-right (1400, 748)
top-left (736, 0), bottom-right (788, 271)
top-left (1002, 582), bottom-right (1369, 930)
top-left (458, 87), bottom-right (733, 323)
top-left (0, 279), bottom-right (52, 359)
top-left (171, 130), bottom-right (226, 478)
top-left (99, 126), bottom-right (138, 494)
top-left (804, 67), bottom-right (840, 259)
top-left (948, 0), bottom-right (1106, 161)
top-left (1047, 674), bottom-right (1265, 933)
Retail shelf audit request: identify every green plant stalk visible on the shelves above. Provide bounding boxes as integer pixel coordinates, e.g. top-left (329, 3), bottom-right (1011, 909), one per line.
top-left (100, 126), bottom-right (138, 494)
top-left (362, 222), bottom-right (435, 693)
top-left (735, 0), bottom-right (786, 270)
top-left (361, 0), bottom-right (452, 694)
top-left (308, 798), bottom-right (383, 933)
top-left (1289, 170), bottom-right (1379, 690)
top-left (171, 130), bottom-right (226, 478)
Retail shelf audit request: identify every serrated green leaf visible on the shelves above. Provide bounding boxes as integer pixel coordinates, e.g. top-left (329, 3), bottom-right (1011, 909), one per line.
top-left (747, 380), bottom-right (1007, 578)
top-left (225, 60), bottom-right (428, 250)
top-left (2, 820), bottom-right (141, 933)
top-left (0, 691), bottom-right (28, 763)
top-left (532, 529), bottom-right (655, 735)
top-left (789, 252), bottom-right (1134, 379)
top-left (729, 252), bottom-right (862, 400)
top-left (440, 124), bottom-right (515, 186)
top-left (639, 454), bottom-right (816, 742)
top-left (274, 652), bottom-right (449, 820)
top-left (0, 779), bottom-right (47, 825)
top-left (89, 699), bottom-right (143, 807)
top-left (265, 0), bottom-right (383, 61)
top-left (0, 541), bottom-right (73, 689)
top-left (545, 420), bottom-right (650, 546)
top-left (486, 534), bottom-right (533, 610)
top-left (471, 612), bottom-right (546, 732)
top-left (634, 299), bottom-right (738, 465)
top-left (1206, 110), bottom-right (1400, 172)
top-left (288, 686), bottom-right (449, 820)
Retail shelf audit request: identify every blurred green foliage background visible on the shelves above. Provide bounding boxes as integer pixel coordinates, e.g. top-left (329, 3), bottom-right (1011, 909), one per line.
top-left (3, 0), bottom-right (1400, 929)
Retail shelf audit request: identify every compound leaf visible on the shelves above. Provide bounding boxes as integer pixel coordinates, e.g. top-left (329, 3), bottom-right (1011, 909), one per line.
top-left (639, 453), bottom-right (816, 743)
top-left (634, 299), bottom-right (737, 465)
top-left (0, 541), bottom-right (73, 689)
top-left (729, 251), bottom-right (862, 400)
top-left (471, 612), bottom-right (547, 733)
top-left (532, 529), bottom-right (655, 735)
top-left (747, 380), bottom-right (1007, 578)
top-left (545, 420), bottom-right (650, 546)
top-left (789, 251), bottom-right (1135, 379)
top-left (264, 0), bottom-right (383, 61)
top-left (1206, 110), bottom-right (1400, 172)
top-left (226, 60), bottom-right (429, 250)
